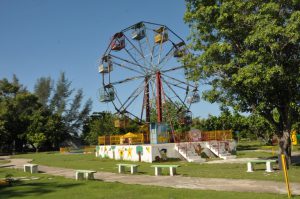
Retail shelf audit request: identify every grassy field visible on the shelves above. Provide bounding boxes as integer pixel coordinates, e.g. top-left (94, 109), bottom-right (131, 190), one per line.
top-left (237, 140), bottom-right (300, 152)
top-left (12, 152), bottom-right (300, 183)
top-left (0, 168), bottom-right (298, 199)
top-left (0, 160), bottom-right (9, 164)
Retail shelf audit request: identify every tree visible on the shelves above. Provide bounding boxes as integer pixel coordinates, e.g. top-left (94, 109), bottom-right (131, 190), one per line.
top-left (34, 77), bottom-right (52, 107)
top-left (36, 72), bottom-right (92, 138)
top-left (50, 72), bottom-right (73, 115)
top-left (82, 112), bottom-right (116, 145)
top-left (0, 76), bottom-right (41, 152)
top-left (150, 101), bottom-right (190, 131)
top-left (26, 132), bottom-right (46, 153)
top-left (184, 0), bottom-right (300, 163)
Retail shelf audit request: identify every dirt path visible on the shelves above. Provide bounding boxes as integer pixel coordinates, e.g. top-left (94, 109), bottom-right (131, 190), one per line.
top-left (2, 157), bottom-right (300, 195)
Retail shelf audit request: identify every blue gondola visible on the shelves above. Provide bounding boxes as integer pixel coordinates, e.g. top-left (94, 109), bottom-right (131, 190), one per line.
top-left (132, 22), bottom-right (146, 40)
top-left (174, 42), bottom-right (187, 57)
top-left (99, 55), bottom-right (113, 73)
top-left (99, 84), bottom-right (115, 102)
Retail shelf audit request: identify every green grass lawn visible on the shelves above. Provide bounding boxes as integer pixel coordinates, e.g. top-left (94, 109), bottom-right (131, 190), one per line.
top-left (0, 160), bottom-right (10, 165)
top-left (236, 150), bottom-right (276, 158)
top-left (12, 152), bottom-right (300, 183)
top-left (0, 168), bottom-right (298, 199)
top-left (237, 140), bottom-right (300, 152)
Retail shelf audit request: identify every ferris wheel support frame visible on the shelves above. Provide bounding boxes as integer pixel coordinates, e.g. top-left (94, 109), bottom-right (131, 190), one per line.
top-left (145, 76), bottom-right (150, 124)
top-left (156, 71), bottom-right (163, 123)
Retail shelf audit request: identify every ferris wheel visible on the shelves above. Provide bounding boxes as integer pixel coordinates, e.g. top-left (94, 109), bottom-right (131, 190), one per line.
top-left (98, 21), bottom-right (199, 126)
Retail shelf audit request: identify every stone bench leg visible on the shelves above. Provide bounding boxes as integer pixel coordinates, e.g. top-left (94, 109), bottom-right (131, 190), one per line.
top-left (86, 173), bottom-right (94, 180)
top-left (31, 165), bottom-right (38, 174)
top-left (247, 162), bottom-right (253, 172)
top-left (169, 167), bottom-right (176, 176)
top-left (265, 162), bottom-right (273, 172)
top-left (155, 167), bottom-right (162, 176)
top-left (119, 165), bottom-right (125, 173)
top-left (24, 166), bottom-right (30, 173)
top-left (76, 172), bottom-right (84, 180)
top-left (130, 166), bottom-right (137, 174)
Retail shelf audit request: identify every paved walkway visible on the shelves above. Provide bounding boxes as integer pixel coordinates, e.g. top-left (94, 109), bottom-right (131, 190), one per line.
top-left (1, 157), bottom-right (300, 195)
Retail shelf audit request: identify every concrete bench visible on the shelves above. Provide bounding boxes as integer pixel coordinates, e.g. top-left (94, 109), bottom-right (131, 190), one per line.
top-left (23, 164), bottom-right (38, 174)
top-left (75, 170), bottom-right (96, 180)
top-left (151, 165), bottom-right (180, 176)
top-left (117, 164), bottom-right (139, 174)
top-left (247, 160), bottom-right (277, 172)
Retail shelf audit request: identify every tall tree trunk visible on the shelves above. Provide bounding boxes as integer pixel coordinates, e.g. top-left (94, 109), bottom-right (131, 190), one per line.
top-left (278, 130), bottom-right (291, 166)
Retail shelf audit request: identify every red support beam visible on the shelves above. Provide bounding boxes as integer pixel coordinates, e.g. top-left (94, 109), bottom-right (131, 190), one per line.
top-left (145, 76), bottom-right (150, 124)
top-left (156, 71), bottom-right (162, 123)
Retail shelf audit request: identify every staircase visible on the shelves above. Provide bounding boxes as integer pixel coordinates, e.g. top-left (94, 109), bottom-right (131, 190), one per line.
top-left (205, 141), bottom-right (236, 160)
top-left (175, 143), bottom-right (205, 163)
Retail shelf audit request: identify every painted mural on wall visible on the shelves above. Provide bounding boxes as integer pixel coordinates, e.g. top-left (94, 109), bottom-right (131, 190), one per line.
top-left (95, 143), bottom-right (183, 163)
top-left (96, 145), bottom-right (153, 162)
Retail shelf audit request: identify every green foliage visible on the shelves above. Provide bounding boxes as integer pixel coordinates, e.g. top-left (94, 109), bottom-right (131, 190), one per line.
top-left (192, 109), bottom-right (274, 141)
top-left (184, 0), bottom-right (300, 157)
top-left (0, 76), bottom-right (41, 152)
top-left (34, 77), bottom-right (52, 107)
top-left (184, 0), bottom-right (300, 133)
top-left (0, 73), bottom-right (92, 153)
top-left (26, 132), bottom-right (46, 153)
top-left (150, 100), bottom-right (190, 132)
top-left (82, 112), bottom-right (117, 145)
top-left (34, 72), bottom-right (92, 138)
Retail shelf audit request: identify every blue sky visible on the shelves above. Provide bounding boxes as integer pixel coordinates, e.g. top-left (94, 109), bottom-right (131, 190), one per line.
top-left (0, 0), bottom-right (221, 118)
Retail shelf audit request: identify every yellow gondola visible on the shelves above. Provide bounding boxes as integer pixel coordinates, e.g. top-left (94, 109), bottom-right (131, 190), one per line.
top-left (154, 27), bottom-right (168, 44)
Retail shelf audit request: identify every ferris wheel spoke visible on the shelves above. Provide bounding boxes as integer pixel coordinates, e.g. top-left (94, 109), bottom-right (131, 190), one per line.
top-left (122, 77), bottom-right (152, 118)
top-left (123, 86), bottom-right (145, 113)
top-left (162, 90), bottom-right (182, 110)
top-left (164, 81), bottom-right (188, 91)
top-left (161, 66), bottom-right (184, 73)
top-left (123, 47), bottom-right (147, 73)
top-left (113, 91), bottom-right (123, 110)
top-left (161, 73), bottom-right (197, 89)
top-left (124, 35), bottom-right (154, 70)
top-left (158, 46), bottom-right (175, 66)
top-left (137, 40), bottom-right (146, 66)
top-left (158, 49), bottom-right (176, 71)
top-left (112, 61), bottom-right (144, 75)
top-left (156, 34), bottom-right (165, 66)
top-left (110, 75), bottom-right (145, 85)
top-left (149, 78), bottom-right (156, 103)
top-left (145, 31), bottom-right (155, 69)
top-left (110, 54), bottom-right (149, 72)
top-left (118, 80), bottom-right (145, 113)
top-left (161, 77), bottom-right (188, 109)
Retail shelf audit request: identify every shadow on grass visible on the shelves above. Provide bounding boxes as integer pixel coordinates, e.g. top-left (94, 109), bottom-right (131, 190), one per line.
top-left (0, 181), bottom-right (82, 198)
top-left (237, 144), bottom-right (262, 151)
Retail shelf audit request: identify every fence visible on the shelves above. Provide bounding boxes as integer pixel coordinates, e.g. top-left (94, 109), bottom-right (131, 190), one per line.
top-left (59, 146), bottom-right (96, 154)
top-left (98, 133), bottom-right (149, 145)
top-left (201, 130), bottom-right (232, 141)
top-left (97, 130), bottom-right (232, 145)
